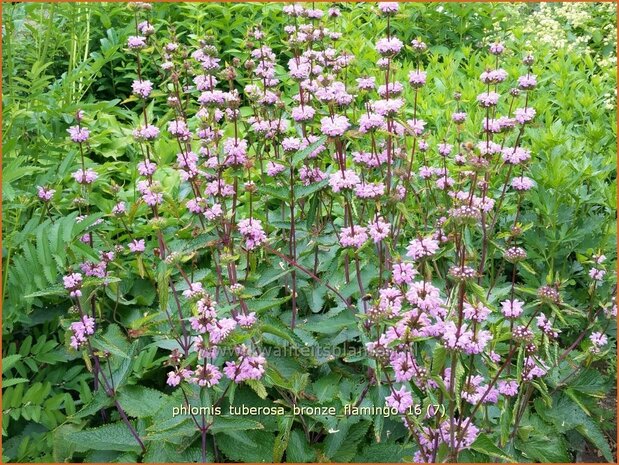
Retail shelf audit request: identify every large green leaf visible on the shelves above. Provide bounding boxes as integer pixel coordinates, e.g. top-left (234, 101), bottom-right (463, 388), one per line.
top-left (116, 386), bottom-right (169, 419)
top-left (65, 421), bottom-right (143, 453)
top-left (216, 430), bottom-right (275, 462)
top-left (470, 433), bottom-right (515, 462)
top-left (286, 429), bottom-right (316, 463)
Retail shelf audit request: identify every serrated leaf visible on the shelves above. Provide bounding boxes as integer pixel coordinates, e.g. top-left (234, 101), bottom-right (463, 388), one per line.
top-left (91, 324), bottom-right (131, 359)
top-left (116, 386), bottom-right (168, 419)
top-left (286, 428), bottom-right (316, 462)
top-left (292, 136), bottom-right (326, 167)
top-left (470, 433), bottom-right (515, 461)
top-left (65, 421), bottom-right (143, 452)
top-left (216, 430), bottom-right (275, 462)
top-left (210, 416), bottom-right (264, 434)
top-left (2, 378), bottom-right (29, 388)
top-left (312, 373), bottom-right (341, 403)
top-left (273, 415), bottom-right (293, 462)
top-left (2, 355), bottom-right (22, 374)
top-left (246, 379), bottom-right (268, 399)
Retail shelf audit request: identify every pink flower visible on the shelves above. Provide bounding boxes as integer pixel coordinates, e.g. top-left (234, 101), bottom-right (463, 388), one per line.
top-left (378, 2), bottom-right (399, 14)
top-left (137, 160), bottom-right (157, 176)
top-left (167, 371), bottom-right (182, 387)
top-left (489, 42), bottom-right (505, 55)
top-left (378, 81), bottom-right (404, 97)
top-left (589, 268), bottom-right (606, 281)
top-left (514, 107), bottom-right (536, 124)
top-left (477, 92), bottom-right (500, 107)
top-left (498, 380), bottom-right (518, 397)
top-left (376, 37), bottom-right (403, 56)
top-left (282, 137), bottom-right (301, 152)
top-left (320, 115), bottom-right (350, 137)
top-left (500, 299), bottom-right (524, 318)
top-left (183, 282), bottom-right (204, 299)
top-left (112, 202), bottom-right (126, 215)
top-left (68, 126), bottom-right (90, 143)
top-left (367, 216), bottom-right (390, 243)
top-left (408, 70), bottom-right (427, 88)
top-left (236, 312), bottom-right (257, 328)
top-left (132, 79), bottom-right (153, 98)
top-left (354, 182), bottom-right (385, 199)
top-left (502, 147), bottom-right (531, 164)
top-left (463, 302), bottom-right (491, 322)
top-left (137, 20), bottom-right (154, 36)
top-left (392, 262), bottom-right (417, 285)
top-left (63, 273), bottom-right (83, 291)
top-left (142, 190), bottom-right (163, 206)
top-left (194, 74), bottom-right (218, 91)
top-left (480, 68), bottom-right (508, 84)
top-left (518, 74), bottom-right (537, 90)
top-left (329, 169), bottom-right (360, 192)
top-left (406, 237), bottom-right (439, 260)
top-left (390, 352), bottom-right (416, 382)
top-left (72, 168), bottom-right (98, 184)
top-left (238, 218), bottom-right (267, 250)
top-left (192, 364), bottom-right (222, 387)
top-left (266, 161), bottom-right (285, 177)
top-left (127, 36), bottom-right (147, 49)
top-left (133, 124), bottom-right (160, 141)
top-left (223, 138), bottom-right (248, 166)
top-left (590, 331), bottom-right (608, 347)
top-left (356, 76), bottom-right (376, 90)
top-left (359, 113), bottom-right (386, 133)
top-left (37, 186), bottom-right (55, 201)
top-left (224, 352), bottom-right (267, 382)
top-left (291, 105), bottom-right (316, 122)
top-left (207, 318), bottom-right (237, 344)
top-left (438, 143), bottom-right (452, 156)
top-left (69, 315), bottom-right (95, 349)
top-left (385, 386), bottom-right (413, 413)
top-left (372, 98), bottom-right (404, 116)
top-left (511, 176), bottom-right (535, 191)
top-left (168, 119), bottom-right (192, 140)
top-left (205, 203), bottom-right (223, 221)
top-left (128, 239), bottom-right (146, 253)
top-left (340, 225), bottom-right (369, 248)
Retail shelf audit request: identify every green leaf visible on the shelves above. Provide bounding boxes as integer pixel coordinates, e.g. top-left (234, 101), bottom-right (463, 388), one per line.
top-left (294, 178), bottom-right (329, 199)
top-left (431, 346), bottom-right (447, 376)
top-left (2, 378), bottom-right (29, 388)
top-left (210, 416), bottom-right (264, 434)
top-left (302, 311), bottom-right (356, 334)
top-left (116, 386), bottom-right (168, 419)
top-left (516, 435), bottom-right (571, 462)
top-left (273, 415), bottom-right (293, 462)
top-left (354, 443), bottom-right (409, 462)
top-left (65, 421), bottom-right (143, 453)
top-left (70, 390), bottom-right (113, 420)
top-left (470, 433), bottom-right (515, 461)
top-left (286, 429), bottom-right (316, 462)
top-left (246, 379), bottom-right (268, 400)
top-left (257, 185), bottom-right (288, 201)
top-left (2, 355), bottom-right (22, 374)
top-left (216, 430), bottom-right (275, 462)
top-left (261, 323), bottom-right (297, 346)
top-left (91, 324), bottom-right (131, 359)
top-left (246, 296), bottom-right (291, 313)
top-left (312, 373), bottom-right (341, 403)
top-left (292, 136), bottom-right (326, 167)
top-left (535, 394), bottom-right (613, 461)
